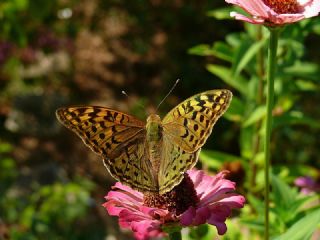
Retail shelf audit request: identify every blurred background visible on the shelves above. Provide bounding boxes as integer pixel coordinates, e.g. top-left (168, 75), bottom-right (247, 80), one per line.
top-left (1, 0), bottom-right (319, 239)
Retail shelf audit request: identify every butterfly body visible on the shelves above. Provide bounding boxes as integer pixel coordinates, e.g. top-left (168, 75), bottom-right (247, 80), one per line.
top-left (145, 114), bottom-right (162, 186)
top-left (56, 89), bottom-right (232, 194)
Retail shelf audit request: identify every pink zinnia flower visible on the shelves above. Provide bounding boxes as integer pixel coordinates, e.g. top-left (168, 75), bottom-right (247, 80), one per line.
top-left (225, 0), bottom-right (320, 25)
top-left (103, 169), bottom-right (245, 240)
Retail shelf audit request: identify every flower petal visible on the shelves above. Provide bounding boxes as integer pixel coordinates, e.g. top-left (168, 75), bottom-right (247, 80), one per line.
top-left (230, 12), bottom-right (265, 24)
top-left (180, 207), bottom-right (196, 226)
top-left (181, 170), bottom-right (245, 235)
top-left (226, 0), bottom-right (320, 25)
top-left (131, 220), bottom-right (165, 240)
top-left (303, 0), bottom-right (320, 17)
top-left (226, 0), bottom-right (271, 18)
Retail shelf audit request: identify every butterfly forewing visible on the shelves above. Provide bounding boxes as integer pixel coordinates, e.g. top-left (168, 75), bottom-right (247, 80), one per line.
top-left (158, 90), bottom-right (232, 193)
top-left (56, 106), bottom-right (157, 192)
top-left (161, 90), bottom-right (232, 152)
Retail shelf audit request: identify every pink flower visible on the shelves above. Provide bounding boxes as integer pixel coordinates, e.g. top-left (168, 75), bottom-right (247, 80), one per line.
top-left (295, 176), bottom-right (320, 194)
top-left (103, 169), bottom-right (245, 240)
top-left (225, 0), bottom-right (320, 25)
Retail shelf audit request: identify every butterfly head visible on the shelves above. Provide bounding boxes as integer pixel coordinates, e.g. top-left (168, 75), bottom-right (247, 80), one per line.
top-left (146, 113), bottom-right (161, 123)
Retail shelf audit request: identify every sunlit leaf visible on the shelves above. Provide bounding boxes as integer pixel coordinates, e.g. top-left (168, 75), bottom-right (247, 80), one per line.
top-left (242, 106), bottom-right (266, 127)
top-left (211, 42), bottom-right (234, 62)
top-left (188, 44), bottom-right (214, 56)
top-left (224, 95), bottom-right (245, 122)
top-left (233, 39), bottom-right (266, 76)
top-left (207, 7), bottom-right (234, 20)
top-left (274, 111), bottom-right (320, 129)
top-left (200, 149), bottom-right (243, 169)
top-left (273, 208), bottom-right (320, 240)
top-left (271, 175), bottom-right (297, 218)
top-left (206, 64), bottom-right (248, 94)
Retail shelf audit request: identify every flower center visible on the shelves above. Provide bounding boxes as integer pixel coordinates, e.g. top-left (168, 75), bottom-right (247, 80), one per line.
top-left (143, 173), bottom-right (199, 216)
top-left (262, 0), bottom-right (303, 14)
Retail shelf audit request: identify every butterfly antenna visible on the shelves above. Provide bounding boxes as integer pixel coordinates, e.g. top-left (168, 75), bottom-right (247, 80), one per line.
top-left (122, 90), bottom-right (145, 111)
top-left (156, 79), bottom-right (180, 111)
top-left (121, 90), bottom-right (129, 97)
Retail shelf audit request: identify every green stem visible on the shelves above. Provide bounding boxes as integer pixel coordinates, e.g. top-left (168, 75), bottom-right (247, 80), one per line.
top-left (168, 231), bottom-right (182, 240)
top-left (264, 27), bottom-right (280, 240)
top-left (251, 25), bottom-right (265, 190)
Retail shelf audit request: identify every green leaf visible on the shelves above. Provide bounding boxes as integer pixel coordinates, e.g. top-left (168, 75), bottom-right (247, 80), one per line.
top-left (0, 142), bottom-right (13, 153)
top-left (188, 224), bottom-right (209, 239)
top-left (273, 208), bottom-right (320, 240)
top-left (243, 106), bottom-right (266, 127)
top-left (162, 223), bottom-right (182, 235)
top-left (233, 39), bottom-right (266, 76)
top-left (206, 7), bottom-right (234, 20)
top-left (272, 175), bottom-right (297, 207)
top-left (240, 218), bottom-right (265, 232)
top-left (200, 150), bottom-right (243, 169)
top-left (239, 126), bottom-right (255, 159)
top-left (13, 0), bottom-right (28, 10)
top-left (224, 95), bottom-right (245, 122)
top-left (273, 111), bottom-right (320, 129)
top-left (247, 194), bottom-right (264, 214)
top-left (206, 64), bottom-right (248, 94)
top-left (271, 175), bottom-right (299, 221)
top-left (188, 42), bottom-right (233, 61)
top-left (211, 42), bottom-right (234, 62)
top-left (295, 79), bottom-right (320, 91)
top-left (188, 44), bottom-right (214, 56)
top-left (283, 62), bottom-right (319, 80)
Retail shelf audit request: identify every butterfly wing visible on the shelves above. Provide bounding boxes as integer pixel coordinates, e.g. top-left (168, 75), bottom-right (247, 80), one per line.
top-left (158, 135), bottom-right (200, 194)
top-left (158, 89), bottom-right (232, 193)
top-left (56, 106), bottom-right (158, 193)
top-left (162, 89), bottom-right (232, 152)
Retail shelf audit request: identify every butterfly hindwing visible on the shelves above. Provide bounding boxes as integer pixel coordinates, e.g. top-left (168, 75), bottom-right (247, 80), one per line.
top-left (103, 133), bottom-right (158, 192)
top-left (158, 134), bottom-right (200, 194)
top-left (56, 106), bottom-right (157, 192)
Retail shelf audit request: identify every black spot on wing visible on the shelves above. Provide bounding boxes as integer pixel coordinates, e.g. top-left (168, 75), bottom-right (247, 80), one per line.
top-left (191, 111), bottom-right (197, 121)
top-left (181, 129), bottom-right (189, 139)
top-left (69, 111), bottom-right (77, 118)
top-left (119, 114), bottom-right (125, 124)
top-left (183, 118), bottom-right (188, 127)
top-left (106, 142), bottom-right (111, 149)
top-left (92, 126), bottom-right (97, 133)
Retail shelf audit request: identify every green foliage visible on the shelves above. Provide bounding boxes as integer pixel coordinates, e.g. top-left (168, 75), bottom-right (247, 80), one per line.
top-left (200, 150), bottom-right (244, 169)
top-left (239, 176), bottom-right (319, 238)
top-left (274, 208), bottom-right (320, 240)
top-left (0, 142), bottom-right (99, 239)
top-left (190, 6), bottom-right (320, 240)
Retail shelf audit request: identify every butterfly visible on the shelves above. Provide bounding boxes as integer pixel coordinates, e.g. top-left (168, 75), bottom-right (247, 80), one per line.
top-left (56, 89), bottom-right (232, 194)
